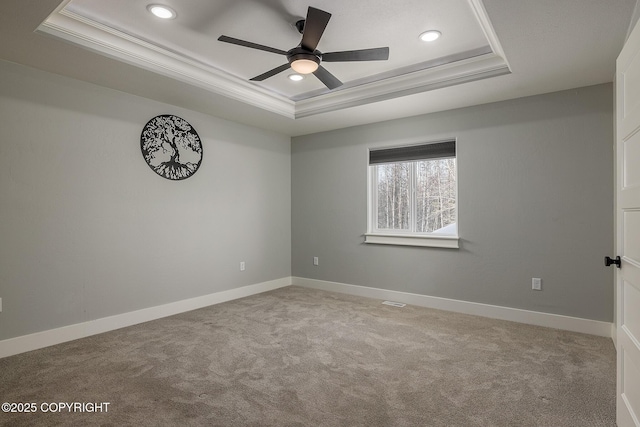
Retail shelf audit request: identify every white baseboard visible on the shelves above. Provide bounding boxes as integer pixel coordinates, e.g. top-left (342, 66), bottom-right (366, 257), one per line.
top-left (0, 277), bottom-right (292, 359)
top-left (292, 277), bottom-right (613, 338)
top-left (2, 276), bottom-right (612, 359)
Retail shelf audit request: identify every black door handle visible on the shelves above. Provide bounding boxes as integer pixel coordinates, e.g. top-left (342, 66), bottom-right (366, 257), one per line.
top-left (605, 256), bottom-right (621, 268)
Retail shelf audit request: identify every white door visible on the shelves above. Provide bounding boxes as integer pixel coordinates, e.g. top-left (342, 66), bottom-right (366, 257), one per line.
top-left (616, 17), bottom-right (640, 427)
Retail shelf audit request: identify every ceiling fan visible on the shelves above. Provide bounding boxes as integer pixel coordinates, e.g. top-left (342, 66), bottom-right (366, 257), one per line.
top-left (218, 6), bottom-right (390, 90)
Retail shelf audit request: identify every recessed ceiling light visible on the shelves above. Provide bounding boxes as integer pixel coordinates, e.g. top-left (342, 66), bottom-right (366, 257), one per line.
top-left (147, 4), bottom-right (176, 19)
top-left (288, 74), bottom-right (304, 82)
top-left (419, 30), bottom-right (441, 42)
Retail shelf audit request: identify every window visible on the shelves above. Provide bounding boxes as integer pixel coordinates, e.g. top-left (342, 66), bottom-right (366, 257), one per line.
top-left (366, 140), bottom-right (458, 248)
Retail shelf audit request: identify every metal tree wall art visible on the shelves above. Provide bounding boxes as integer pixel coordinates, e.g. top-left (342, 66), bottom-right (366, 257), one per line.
top-left (140, 115), bottom-right (203, 180)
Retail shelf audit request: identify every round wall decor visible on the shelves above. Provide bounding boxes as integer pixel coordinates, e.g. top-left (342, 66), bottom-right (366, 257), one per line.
top-left (140, 114), bottom-right (203, 180)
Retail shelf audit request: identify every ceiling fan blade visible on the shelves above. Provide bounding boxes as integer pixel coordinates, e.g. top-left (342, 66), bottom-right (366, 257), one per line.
top-left (218, 35), bottom-right (288, 55)
top-left (250, 63), bottom-right (291, 81)
top-left (322, 47), bottom-right (390, 62)
top-left (300, 7), bottom-right (331, 52)
top-left (313, 65), bottom-right (342, 90)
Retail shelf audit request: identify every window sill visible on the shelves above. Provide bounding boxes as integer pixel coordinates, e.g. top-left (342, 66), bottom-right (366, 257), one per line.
top-left (364, 233), bottom-right (459, 249)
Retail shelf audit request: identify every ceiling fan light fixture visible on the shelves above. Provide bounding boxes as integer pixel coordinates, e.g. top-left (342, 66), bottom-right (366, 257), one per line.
top-left (419, 30), bottom-right (441, 42)
top-left (290, 58), bottom-right (319, 74)
top-left (147, 4), bottom-right (176, 19)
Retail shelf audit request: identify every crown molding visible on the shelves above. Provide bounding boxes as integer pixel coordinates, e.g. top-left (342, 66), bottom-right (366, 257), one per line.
top-left (468, 0), bottom-right (510, 69)
top-left (37, 9), bottom-right (296, 118)
top-left (36, 0), bottom-right (510, 119)
top-left (294, 53), bottom-right (509, 118)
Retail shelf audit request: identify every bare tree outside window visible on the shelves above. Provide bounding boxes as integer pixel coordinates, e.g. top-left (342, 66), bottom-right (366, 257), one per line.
top-left (375, 159), bottom-right (456, 233)
top-left (376, 162), bottom-right (410, 230)
top-left (416, 159), bottom-right (456, 232)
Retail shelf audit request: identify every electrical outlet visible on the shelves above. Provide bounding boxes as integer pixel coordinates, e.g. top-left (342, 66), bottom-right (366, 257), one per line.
top-left (313, 257), bottom-right (319, 266)
top-left (240, 262), bottom-right (245, 271)
top-left (532, 278), bottom-right (542, 291)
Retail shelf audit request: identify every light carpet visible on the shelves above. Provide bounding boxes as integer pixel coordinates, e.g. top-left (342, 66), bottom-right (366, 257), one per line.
top-left (0, 286), bottom-right (616, 426)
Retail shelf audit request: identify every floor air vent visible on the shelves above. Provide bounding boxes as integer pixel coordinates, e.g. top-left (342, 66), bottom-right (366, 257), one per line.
top-left (382, 301), bottom-right (406, 307)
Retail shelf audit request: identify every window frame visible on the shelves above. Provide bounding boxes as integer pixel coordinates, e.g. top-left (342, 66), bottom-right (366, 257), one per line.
top-left (365, 140), bottom-right (459, 249)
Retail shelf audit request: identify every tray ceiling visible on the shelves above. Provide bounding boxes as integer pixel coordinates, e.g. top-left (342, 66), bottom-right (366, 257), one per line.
top-left (37, 0), bottom-right (510, 118)
top-left (0, 0), bottom-right (634, 136)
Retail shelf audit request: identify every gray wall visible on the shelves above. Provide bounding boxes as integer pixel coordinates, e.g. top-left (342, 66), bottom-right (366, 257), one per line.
top-left (627, 0), bottom-right (640, 42)
top-left (292, 84), bottom-right (614, 322)
top-left (0, 60), bottom-right (291, 341)
top-left (0, 56), bottom-right (615, 342)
